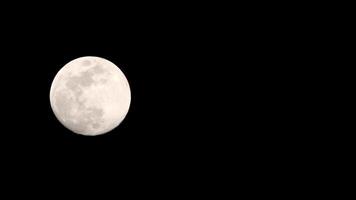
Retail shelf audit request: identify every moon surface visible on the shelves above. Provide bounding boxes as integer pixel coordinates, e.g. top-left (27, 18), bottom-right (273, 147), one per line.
top-left (50, 56), bottom-right (131, 136)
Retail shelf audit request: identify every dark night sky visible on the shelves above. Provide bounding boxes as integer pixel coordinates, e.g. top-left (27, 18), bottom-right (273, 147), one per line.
top-left (0, 6), bottom-right (227, 176)
top-left (0, 3), bottom-right (310, 194)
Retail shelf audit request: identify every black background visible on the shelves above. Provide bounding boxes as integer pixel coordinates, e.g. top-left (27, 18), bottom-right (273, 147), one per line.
top-left (0, 4), bottom-right (234, 189)
top-left (0, 2), bottom-right (317, 195)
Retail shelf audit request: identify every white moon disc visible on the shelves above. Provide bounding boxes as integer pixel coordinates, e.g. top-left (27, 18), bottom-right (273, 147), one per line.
top-left (50, 56), bottom-right (131, 136)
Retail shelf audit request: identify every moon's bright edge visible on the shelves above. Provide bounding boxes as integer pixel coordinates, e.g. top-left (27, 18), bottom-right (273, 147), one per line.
top-left (50, 56), bottom-right (131, 136)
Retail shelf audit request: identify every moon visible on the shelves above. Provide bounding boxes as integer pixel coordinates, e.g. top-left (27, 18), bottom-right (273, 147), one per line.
top-left (50, 56), bottom-right (131, 136)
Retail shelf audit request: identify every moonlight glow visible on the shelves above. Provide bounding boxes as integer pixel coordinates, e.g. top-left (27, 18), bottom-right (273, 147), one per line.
top-left (49, 56), bottom-right (131, 136)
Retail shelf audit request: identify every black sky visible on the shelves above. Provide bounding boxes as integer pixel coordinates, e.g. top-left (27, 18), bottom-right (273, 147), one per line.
top-left (0, 5), bottom-right (225, 171)
top-left (0, 3), bottom-right (311, 194)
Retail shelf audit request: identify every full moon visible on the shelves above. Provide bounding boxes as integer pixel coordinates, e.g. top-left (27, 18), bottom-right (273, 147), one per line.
top-left (50, 56), bottom-right (131, 136)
